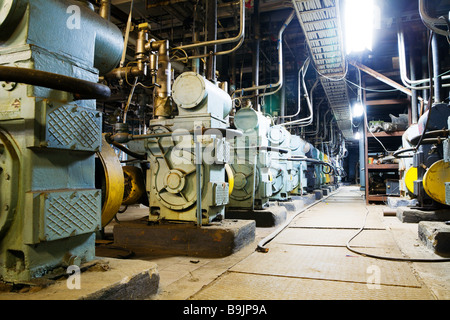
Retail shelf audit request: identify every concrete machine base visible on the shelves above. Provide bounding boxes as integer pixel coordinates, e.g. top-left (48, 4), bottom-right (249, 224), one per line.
top-left (226, 197), bottom-right (314, 227)
top-left (226, 203), bottom-right (287, 227)
top-left (418, 221), bottom-right (450, 256)
top-left (113, 218), bottom-right (256, 258)
top-left (396, 206), bottom-right (450, 223)
top-left (0, 258), bottom-right (160, 300)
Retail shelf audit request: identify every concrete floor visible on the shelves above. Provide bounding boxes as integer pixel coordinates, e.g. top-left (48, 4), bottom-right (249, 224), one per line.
top-left (112, 185), bottom-right (450, 300)
top-left (1, 185), bottom-right (449, 300)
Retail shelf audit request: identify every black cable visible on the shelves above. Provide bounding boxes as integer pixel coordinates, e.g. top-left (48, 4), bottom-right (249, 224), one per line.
top-left (346, 206), bottom-right (450, 262)
top-left (256, 190), bottom-right (338, 252)
top-left (392, 147), bottom-right (415, 158)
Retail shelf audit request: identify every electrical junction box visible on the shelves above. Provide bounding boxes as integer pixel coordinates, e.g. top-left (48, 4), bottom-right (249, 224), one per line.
top-left (386, 179), bottom-right (400, 195)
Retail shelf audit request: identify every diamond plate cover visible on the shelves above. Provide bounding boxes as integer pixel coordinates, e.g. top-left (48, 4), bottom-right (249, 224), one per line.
top-left (445, 182), bottom-right (450, 205)
top-left (40, 190), bottom-right (101, 242)
top-left (212, 182), bottom-right (229, 206)
top-left (46, 105), bottom-right (101, 151)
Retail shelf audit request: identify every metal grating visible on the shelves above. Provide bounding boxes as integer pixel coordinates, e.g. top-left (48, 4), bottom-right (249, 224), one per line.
top-left (46, 105), bottom-right (101, 151)
top-left (42, 190), bottom-right (101, 241)
top-left (293, 0), bottom-right (353, 139)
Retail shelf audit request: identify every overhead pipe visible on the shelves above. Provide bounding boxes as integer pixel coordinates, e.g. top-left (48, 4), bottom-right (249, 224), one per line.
top-left (301, 101), bottom-right (322, 135)
top-left (397, 24), bottom-right (450, 90)
top-left (231, 10), bottom-right (296, 99)
top-left (279, 58), bottom-right (311, 120)
top-left (252, 0), bottom-right (261, 108)
top-left (418, 0), bottom-right (449, 36)
top-left (173, 0), bottom-right (245, 53)
top-left (280, 59), bottom-right (316, 127)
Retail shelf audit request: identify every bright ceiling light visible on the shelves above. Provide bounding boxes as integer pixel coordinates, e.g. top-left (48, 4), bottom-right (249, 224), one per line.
top-left (344, 0), bottom-right (377, 54)
top-left (354, 131), bottom-right (361, 140)
top-left (352, 102), bottom-right (364, 118)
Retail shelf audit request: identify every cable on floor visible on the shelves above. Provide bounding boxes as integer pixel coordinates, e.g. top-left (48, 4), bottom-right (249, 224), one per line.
top-left (346, 206), bottom-right (450, 262)
top-left (256, 190), bottom-right (339, 253)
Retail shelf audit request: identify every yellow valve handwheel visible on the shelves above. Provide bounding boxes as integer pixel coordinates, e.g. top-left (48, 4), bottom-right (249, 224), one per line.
top-left (423, 160), bottom-right (450, 205)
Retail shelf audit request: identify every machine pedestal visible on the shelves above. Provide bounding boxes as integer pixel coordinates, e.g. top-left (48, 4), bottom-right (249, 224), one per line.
top-left (113, 219), bottom-right (255, 258)
top-left (226, 204), bottom-right (287, 227)
top-left (396, 206), bottom-right (450, 223)
top-left (418, 221), bottom-right (450, 256)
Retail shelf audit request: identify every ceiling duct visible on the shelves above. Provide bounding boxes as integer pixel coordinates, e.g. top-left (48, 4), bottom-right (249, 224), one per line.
top-left (292, 0), bottom-right (353, 139)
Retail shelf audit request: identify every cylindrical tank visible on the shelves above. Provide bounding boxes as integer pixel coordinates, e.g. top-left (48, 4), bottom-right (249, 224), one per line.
top-left (172, 71), bottom-right (232, 119)
top-left (267, 125), bottom-right (291, 148)
top-left (290, 135), bottom-right (310, 156)
top-left (234, 107), bottom-right (268, 132)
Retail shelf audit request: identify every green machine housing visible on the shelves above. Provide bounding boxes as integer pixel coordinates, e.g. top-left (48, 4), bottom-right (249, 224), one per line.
top-left (0, 0), bottom-right (123, 282)
top-left (289, 135), bottom-right (310, 195)
top-left (142, 72), bottom-right (232, 224)
top-left (267, 125), bottom-right (293, 201)
top-left (228, 107), bottom-right (273, 210)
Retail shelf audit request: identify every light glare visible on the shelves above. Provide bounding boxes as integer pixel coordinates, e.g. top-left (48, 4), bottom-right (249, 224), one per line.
top-left (352, 102), bottom-right (364, 118)
top-left (344, 0), bottom-right (375, 54)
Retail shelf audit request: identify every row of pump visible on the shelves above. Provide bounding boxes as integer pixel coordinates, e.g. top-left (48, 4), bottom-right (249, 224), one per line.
top-left (98, 71), bottom-right (344, 227)
top-left (0, 0), bottom-right (342, 282)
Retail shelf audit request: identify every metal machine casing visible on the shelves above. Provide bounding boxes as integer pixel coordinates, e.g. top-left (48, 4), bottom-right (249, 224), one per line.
top-left (267, 125), bottom-right (292, 201)
top-left (143, 72), bottom-right (231, 224)
top-left (0, 0), bottom-right (123, 282)
top-left (228, 107), bottom-right (273, 210)
top-left (289, 135), bottom-right (309, 195)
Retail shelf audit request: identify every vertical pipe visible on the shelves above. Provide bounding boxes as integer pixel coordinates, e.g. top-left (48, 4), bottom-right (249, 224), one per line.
top-left (410, 47), bottom-right (418, 123)
top-left (360, 116), bottom-right (366, 191)
top-left (280, 79), bottom-right (285, 123)
top-left (431, 33), bottom-right (441, 103)
top-left (252, 0), bottom-right (260, 109)
top-left (192, 2), bottom-right (200, 73)
top-left (231, 51), bottom-right (236, 91)
top-left (195, 138), bottom-right (202, 227)
top-left (421, 55), bottom-right (428, 105)
top-left (99, 0), bottom-right (111, 21)
top-left (152, 40), bottom-right (172, 118)
top-left (206, 0), bottom-right (217, 82)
